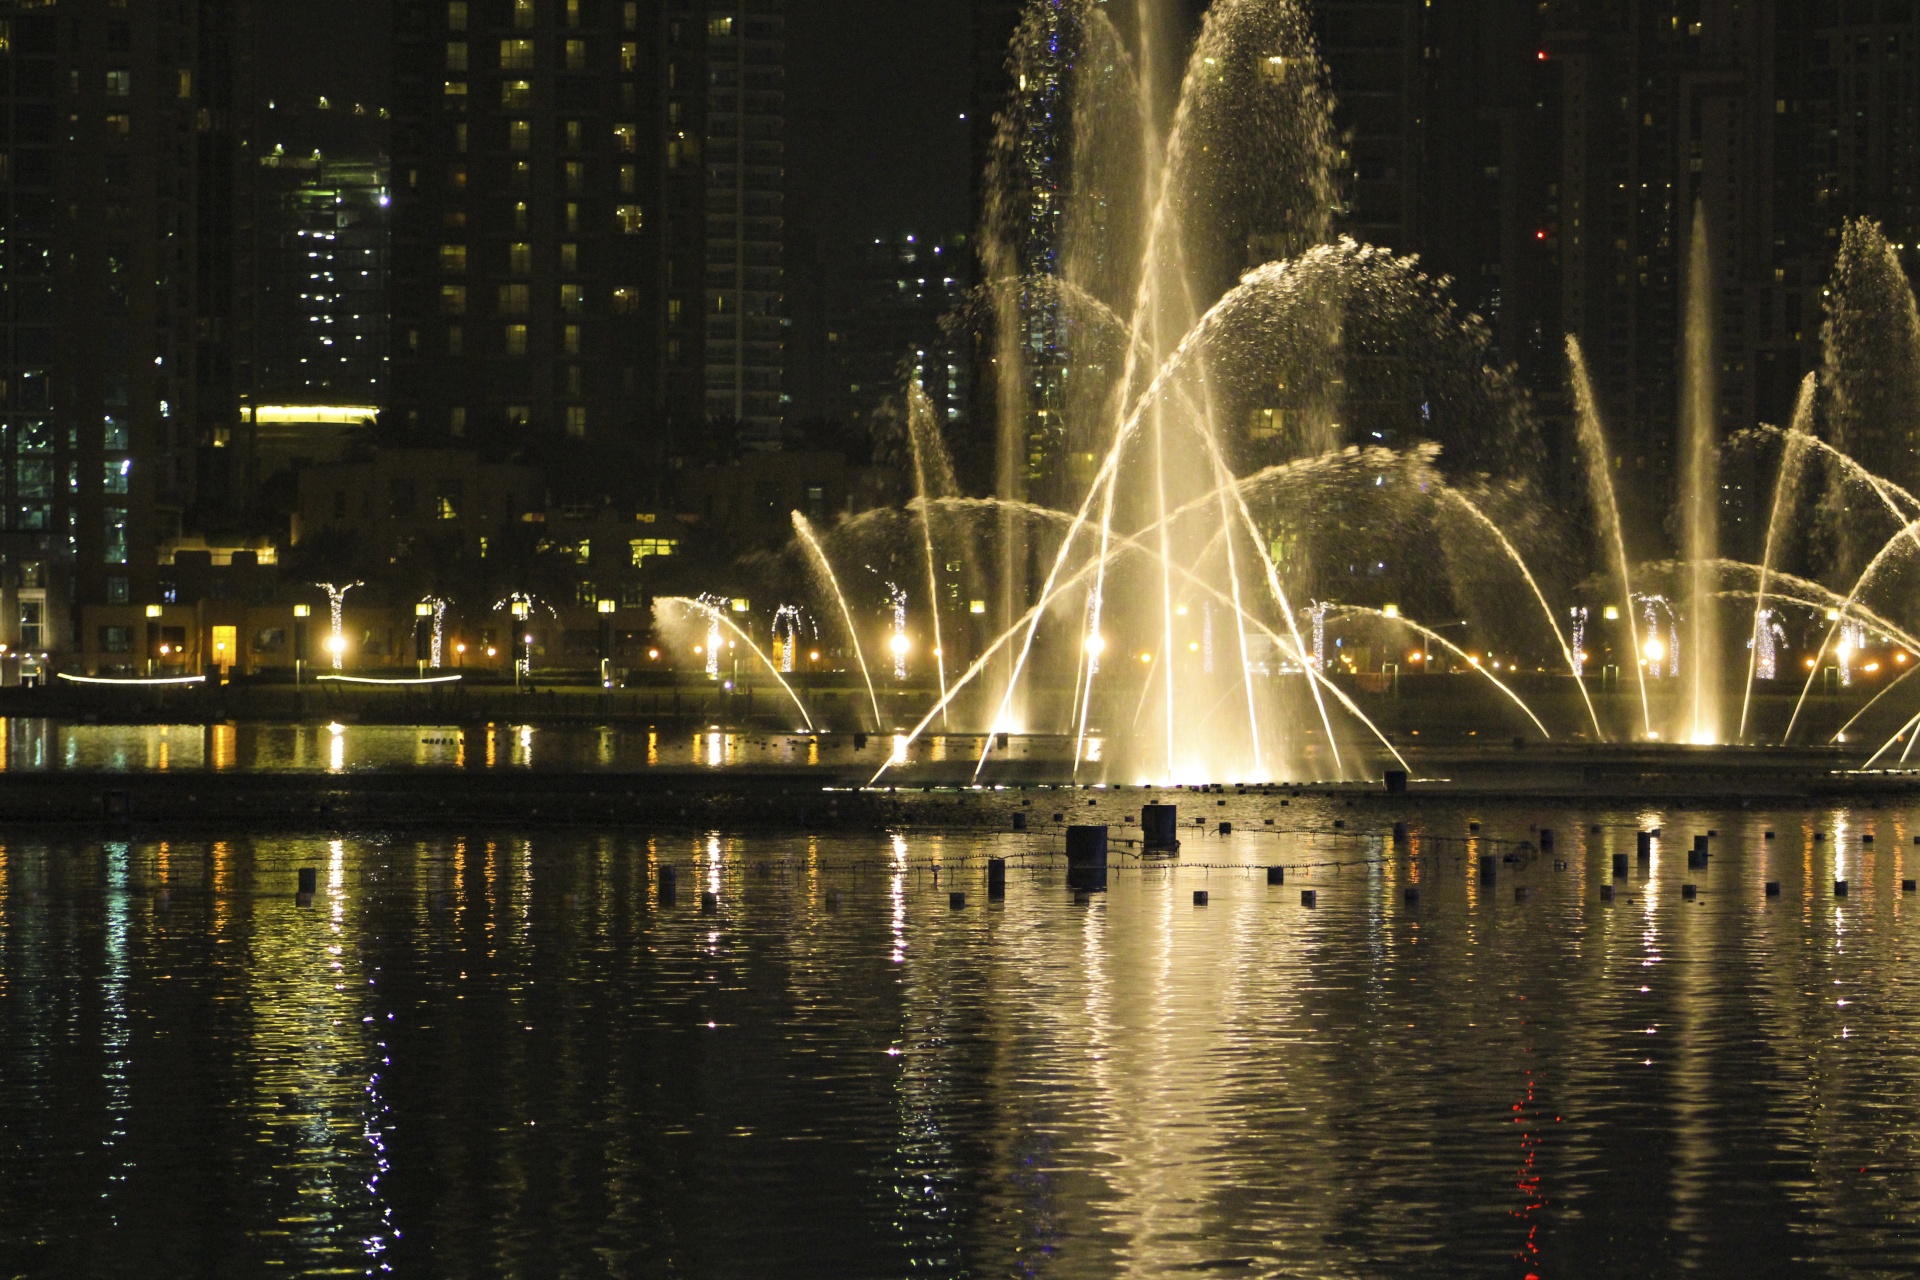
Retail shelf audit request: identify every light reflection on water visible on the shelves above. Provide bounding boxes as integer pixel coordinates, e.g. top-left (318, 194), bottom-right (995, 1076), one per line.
top-left (0, 718), bottom-right (1083, 774)
top-left (3, 805), bottom-right (1920, 1274)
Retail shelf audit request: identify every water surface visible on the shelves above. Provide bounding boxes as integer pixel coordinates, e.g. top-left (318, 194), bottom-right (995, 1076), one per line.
top-left (4, 802), bottom-right (1919, 1276)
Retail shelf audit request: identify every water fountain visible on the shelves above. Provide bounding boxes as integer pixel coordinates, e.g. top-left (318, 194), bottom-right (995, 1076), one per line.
top-left (677, 2), bottom-right (1920, 782)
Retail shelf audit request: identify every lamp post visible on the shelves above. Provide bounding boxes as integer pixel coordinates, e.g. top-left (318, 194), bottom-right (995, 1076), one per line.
top-left (292, 604), bottom-right (311, 686)
top-left (511, 598), bottom-right (530, 693)
top-left (415, 601), bottom-right (433, 677)
top-left (145, 604), bottom-right (162, 677)
top-left (597, 598), bottom-right (617, 688)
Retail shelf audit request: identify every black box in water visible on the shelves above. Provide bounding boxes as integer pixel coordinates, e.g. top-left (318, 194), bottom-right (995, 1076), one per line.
top-left (1539, 828), bottom-right (1554, 854)
top-left (1637, 831), bottom-right (1652, 860)
top-left (297, 867), bottom-right (318, 895)
top-left (1140, 804), bottom-right (1181, 852)
top-left (987, 858), bottom-right (1007, 898)
top-left (1066, 825), bottom-right (1109, 891)
top-left (1613, 853), bottom-right (1629, 879)
top-left (1384, 769), bottom-right (1408, 795)
top-left (1393, 821), bottom-right (1408, 845)
top-left (1479, 855), bottom-right (1497, 881)
top-left (1012, 812), bottom-right (1027, 831)
top-left (1267, 866), bottom-right (1285, 885)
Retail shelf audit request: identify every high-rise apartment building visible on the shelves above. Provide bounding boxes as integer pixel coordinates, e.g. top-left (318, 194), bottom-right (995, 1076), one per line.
top-left (388, 0), bottom-right (783, 459)
top-left (0, 0), bottom-right (249, 655)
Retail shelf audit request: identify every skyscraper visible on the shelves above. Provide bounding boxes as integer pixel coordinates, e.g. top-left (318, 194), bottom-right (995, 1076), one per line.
top-left (0, 0), bottom-right (249, 652)
top-left (387, 0), bottom-right (783, 458)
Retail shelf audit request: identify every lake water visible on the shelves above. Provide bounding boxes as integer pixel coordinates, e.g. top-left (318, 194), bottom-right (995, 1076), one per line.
top-left (4, 800), bottom-right (1919, 1276)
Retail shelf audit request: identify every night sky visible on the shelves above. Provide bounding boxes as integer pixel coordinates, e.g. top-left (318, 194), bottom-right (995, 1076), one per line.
top-left (261, 0), bottom-right (978, 269)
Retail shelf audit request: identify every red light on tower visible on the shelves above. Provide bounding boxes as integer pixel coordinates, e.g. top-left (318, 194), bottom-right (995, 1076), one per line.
top-left (1536, 230), bottom-right (1548, 240)
top-left (1537, 50), bottom-right (1548, 61)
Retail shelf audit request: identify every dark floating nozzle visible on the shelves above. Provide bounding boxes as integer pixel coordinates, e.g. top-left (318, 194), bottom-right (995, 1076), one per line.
top-left (701, 891), bottom-right (718, 914)
top-left (1539, 828), bottom-right (1555, 854)
top-left (987, 858), bottom-right (1007, 898)
top-left (1140, 804), bottom-right (1181, 852)
top-left (1193, 890), bottom-right (1209, 906)
top-left (1066, 825), bottom-right (1109, 891)
top-left (1012, 812), bottom-right (1027, 831)
top-left (1765, 830), bottom-right (1776, 840)
top-left (1218, 821), bottom-right (1232, 835)
top-left (1384, 768), bottom-right (1408, 795)
top-left (1904, 879), bottom-right (1916, 893)
top-left (1404, 886), bottom-right (1419, 904)
top-left (1863, 833), bottom-right (1875, 845)
top-left (1469, 821), bottom-right (1481, 834)
top-left (1480, 855), bottom-right (1497, 881)
top-left (1600, 884), bottom-right (1615, 902)
top-left (950, 892), bottom-right (966, 910)
top-left (296, 867), bottom-right (318, 895)
top-left (1514, 886), bottom-right (1530, 903)
top-left (1267, 866), bottom-right (1285, 885)
top-left (853, 733), bottom-right (867, 750)
top-left (1300, 889), bottom-right (1317, 908)
top-left (1612, 853), bottom-right (1629, 879)
top-left (1393, 821), bottom-right (1408, 845)
top-left (1835, 880), bottom-right (1849, 897)
top-left (1765, 881), bottom-right (1781, 897)
top-left (1682, 883), bottom-right (1698, 900)
top-left (1637, 831), bottom-right (1653, 860)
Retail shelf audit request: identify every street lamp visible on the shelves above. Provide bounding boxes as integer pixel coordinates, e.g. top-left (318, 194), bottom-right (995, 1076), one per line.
top-left (597, 598), bottom-right (617, 686)
top-left (292, 603), bottom-right (312, 685)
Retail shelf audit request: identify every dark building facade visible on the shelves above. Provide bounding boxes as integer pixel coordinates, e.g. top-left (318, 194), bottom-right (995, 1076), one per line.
top-left (0, 0), bottom-right (251, 655)
top-left (387, 0), bottom-right (783, 458)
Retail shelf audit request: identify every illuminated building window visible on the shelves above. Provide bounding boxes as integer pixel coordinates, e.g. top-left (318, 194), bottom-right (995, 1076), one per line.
top-left (444, 80), bottom-right (467, 108)
top-left (106, 70), bottom-right (131, 96)
top-left (563, 324), bottom-right (581, 356)
top-left (103, 459), bottom-right (130, 495)
top-left (509, 241), bottom-right (533, 273)
top-left (104, 508), bottom-right (129, 565)
top-left (440, 244), bottom-right (467, 273)
top-left (618, 163), bottom-right (636, 194)
top-left (502, 80), bottom-right (532, 108)
top-left (450, 407), bottom-right (467, 435)
top-left (708, 16), bottom-right (733, 37)
top-left (623, 2), bottom-right (637, 32)
top-left (615, 204), bottom-right (643, 234)
top-left (565, 120), bottom-right (583, 149)
top-left (505, 405), bottom-right (531, 427)
top-left (500, 38), bottom-right (535, 70)
top-left (621, 42), bottom-right (638, 71)
top-left (512, 200), bottom-right (529, 231)
top-left (559, 284), bottom-right (584, 313)
top-left (452, 122), bottom-right (467, 152)
top-left (564, 160), bottom-right (585, 192)
top-left (446, 41), bottom-right (467, 71)
top-left (566, 406), bottom-right (587, 437)
top-left (440, 285), bottom-right (467, 315)
top-left (105, 114), bottom-right (130, 137)
top-left (565, 39), bottom-right (586, 70)
top-left (512, 161), bottom-right (531, 190)
top-left (564, 202), bottom-right (580, 233)
top-left (448, 1), bottom-right (467, 31)
top-left (565, 366), bottom-right (582, 395)
top-left (514, 0), bottom-right (535, 29)
top-left (629, 537), bottom-right (677, 565)
top-left (509, 120), bottom-right (532, 151)
top-left (504, 324), bottom-right (529, 356)
top-left (560, 243), bottom-right (578, 272)
top-left (565, 0), bottom-right (581, 27)
top-left (447, 164), bottom-right (467, 188)
top-left (667, 298), bottom-right (682, 322)
top-left (613, 122), bottom-right (637, 152)
top-left (447, 324), bottom-right (463, 355)
top-left (611, 286), bottom-right (637, 313)
top-left (498, 283), bottom-right (530, 314)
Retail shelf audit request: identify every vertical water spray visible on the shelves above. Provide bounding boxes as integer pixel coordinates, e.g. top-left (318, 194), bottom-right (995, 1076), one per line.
top-left (1570, 607), bottom-right (1587, 677)
top-left (1568, 336), bottom-right (1652, 737)
top-left (888, 584), bottom-right (910, 681)
top-left (1681, 201), bottom-right (1722, 743)
top-left (1738, 375), bottom-right (1814, 740)
top-left (792, 511), bottom-right (884, 729)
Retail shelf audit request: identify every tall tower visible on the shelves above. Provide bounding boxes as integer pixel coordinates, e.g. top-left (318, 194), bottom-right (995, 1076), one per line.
top-left (0, 0), bottom-right (248, 649)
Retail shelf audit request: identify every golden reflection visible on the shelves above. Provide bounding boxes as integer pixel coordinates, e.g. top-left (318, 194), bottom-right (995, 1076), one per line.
top-left (210, 723), bottom-right (236, 770)
top-left (0, 717), bottom-right (7, 771)
top-left (647, 730), bottom-right (659, 766)
top-left (329, 726), bottom-right (346, 773)
top-left (807, 737), bottom-right (818, 766)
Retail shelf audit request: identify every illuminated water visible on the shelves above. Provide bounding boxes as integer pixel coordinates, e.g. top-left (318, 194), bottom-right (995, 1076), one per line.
top-left (6, 801), bottom-right (1920, 1274)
